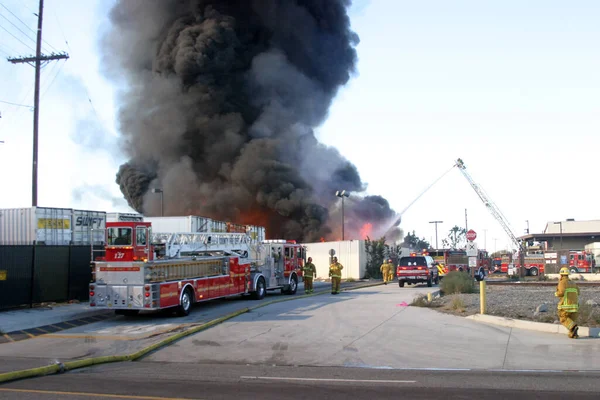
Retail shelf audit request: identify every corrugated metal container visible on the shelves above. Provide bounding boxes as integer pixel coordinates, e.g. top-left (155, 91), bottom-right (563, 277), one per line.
top-left (0, 207), bottom-right (73, 245)
top-left (106, 212), bottom-right (144, 222)
top-left (143, 216), bottom-right (212, 233)
top-left (72, 209), bottom-right (106, 245)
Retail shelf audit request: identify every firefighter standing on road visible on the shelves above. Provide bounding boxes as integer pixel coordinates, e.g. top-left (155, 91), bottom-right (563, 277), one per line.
top-left (380, 259), bottom-right (393, 284)
top-left (303, 257), bottom-right (317, 294)
top-left (555, 267), bottom-right (580, 339)
top-left (329, 256), bottom-right (343, 295)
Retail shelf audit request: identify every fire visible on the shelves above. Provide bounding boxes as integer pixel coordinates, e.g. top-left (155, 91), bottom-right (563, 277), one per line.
top-left (320, 237), bottom-right (325, 243)
top-left (360, 223), bottom-right (373, 239)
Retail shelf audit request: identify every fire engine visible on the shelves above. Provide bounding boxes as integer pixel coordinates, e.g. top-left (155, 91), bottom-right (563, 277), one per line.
top-left (500, 254), bottom-right (545, 276)
top-left (427, 249), bottom-right (490, 280)
top-left (566, 250), bottom-right (593, 273)
top-left (89, 220), bottom-right (305, 316)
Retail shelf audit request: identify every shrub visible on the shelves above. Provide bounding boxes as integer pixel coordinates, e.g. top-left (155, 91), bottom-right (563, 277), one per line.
top-left (410, 294), bottom-right (442, 308)
top-left (440, 271), bottom-right (475, 294)
top-left (450, 296), bottom-right (466, 312)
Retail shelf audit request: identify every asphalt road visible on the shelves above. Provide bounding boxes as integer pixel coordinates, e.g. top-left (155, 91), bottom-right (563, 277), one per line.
top-left (1, 362), bottom-right (599, 399)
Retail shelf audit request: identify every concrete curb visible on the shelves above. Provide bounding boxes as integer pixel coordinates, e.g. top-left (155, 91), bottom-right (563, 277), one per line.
top-left (0, 280), bottom-right (384, 384)
top-left (466, 314), bottom-right (600, 338)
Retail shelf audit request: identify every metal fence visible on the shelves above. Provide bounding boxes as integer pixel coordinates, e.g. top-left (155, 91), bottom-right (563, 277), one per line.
top-left (0, 245), bottom-right (103, 310)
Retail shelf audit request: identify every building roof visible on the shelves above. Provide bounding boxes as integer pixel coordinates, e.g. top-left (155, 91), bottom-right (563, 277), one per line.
top-left (543, 219), bottom-right (600, 234)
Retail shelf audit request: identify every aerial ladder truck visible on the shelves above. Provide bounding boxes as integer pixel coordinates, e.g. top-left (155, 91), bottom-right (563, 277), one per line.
top-left (455, 158), bottom-right (529, 277)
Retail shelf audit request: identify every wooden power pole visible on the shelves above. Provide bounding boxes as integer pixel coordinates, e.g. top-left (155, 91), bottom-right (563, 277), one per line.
top-left (7, 0), bottom-right (69, 206)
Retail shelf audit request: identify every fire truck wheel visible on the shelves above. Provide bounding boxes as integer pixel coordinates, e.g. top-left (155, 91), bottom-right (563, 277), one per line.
top-left (570, 268), bottom-right (577, 274)
top-left (177, 288), bottom-right (193, 317)
top-left (252, 277), bottom-right (266, 300)
top-left (398, 280), bottom-right (405, 288)
top-left (285, 275), bottom-right (298, 295)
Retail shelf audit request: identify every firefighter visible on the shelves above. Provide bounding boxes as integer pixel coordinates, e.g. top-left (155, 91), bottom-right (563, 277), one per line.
top-left (555, 267), bottom-right (580, 339)
top-left (387, 259), bottom-right (395, 283)
top-left (329, 256), bottom-right (343, 294)
top-left (380, 259), bottom-right (392, 284)
top-left (303, 257), bottom-right (317, 294)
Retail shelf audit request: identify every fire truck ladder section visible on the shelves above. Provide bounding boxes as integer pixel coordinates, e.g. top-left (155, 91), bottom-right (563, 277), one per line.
top-left (152, 232), bottom-right (265, 261)
top-left (454, 158), bottom-right (524, 253)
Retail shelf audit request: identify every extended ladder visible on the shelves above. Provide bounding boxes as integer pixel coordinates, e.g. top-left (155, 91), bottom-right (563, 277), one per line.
top-left (151, 232), bottom-right (265, 259)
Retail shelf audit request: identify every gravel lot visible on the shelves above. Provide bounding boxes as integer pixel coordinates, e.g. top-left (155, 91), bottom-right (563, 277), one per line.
top-left (431, 285), bottom-right (600, 327)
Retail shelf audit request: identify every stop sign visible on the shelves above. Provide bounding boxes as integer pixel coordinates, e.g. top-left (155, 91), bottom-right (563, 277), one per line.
top-left (466, 229), bottom-right (477, 241)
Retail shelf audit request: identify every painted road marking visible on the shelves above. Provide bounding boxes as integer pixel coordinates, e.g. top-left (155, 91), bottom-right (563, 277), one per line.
top-left (241, 376), bottom-right (417, 384)
top-left (0, 388), bottom-right (200, 399)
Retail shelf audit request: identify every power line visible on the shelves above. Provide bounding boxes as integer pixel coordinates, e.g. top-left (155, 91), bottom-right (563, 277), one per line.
top-left (40, 58), bottom-right (65, 99)
top-left (0, 10), bottom-right (38, 47)
top-left (0, 23), bottom-right (35, 52)
top-left (0, 3), bottom-right (57, 53)
top-left (0, 99), bottom-right (32, 108)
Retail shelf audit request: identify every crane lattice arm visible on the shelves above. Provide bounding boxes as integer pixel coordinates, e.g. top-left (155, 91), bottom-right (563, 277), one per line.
top-left (455, 158), bottom-right (524, 251)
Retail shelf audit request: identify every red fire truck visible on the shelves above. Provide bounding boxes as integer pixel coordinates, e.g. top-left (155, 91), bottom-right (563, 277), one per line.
top-left (566, 250), bottom-right (594, 273)
top-left (500, 254), bottom-right (545, 276)
top-left (428, 249), bottom-right (491, 280)
top-left (89, 220), bottom-right (305, 316)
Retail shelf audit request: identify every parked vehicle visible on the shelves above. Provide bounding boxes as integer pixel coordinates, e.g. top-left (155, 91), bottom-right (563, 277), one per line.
top-left (396, 252), bottom-right (439, 288)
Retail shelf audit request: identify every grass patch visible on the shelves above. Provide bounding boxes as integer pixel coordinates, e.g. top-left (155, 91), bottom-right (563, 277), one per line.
top-left (450, 296), bottom-right (466, 312)
top-left (410, 294), bottom-right (443, 308)
top-left (440, 271), bottom-right (475, 295)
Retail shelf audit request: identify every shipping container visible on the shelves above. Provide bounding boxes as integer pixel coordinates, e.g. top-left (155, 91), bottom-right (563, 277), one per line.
top-left (0, 207), bottom-right (73, 245)
top-left (302, 240), bottom-right (367, 280)
top-left (106, 212), bottom-right (144, 222)
top-left (143, 216), bottom-right (212, 233)
top-left (72, 209), bottom-right (106, 245)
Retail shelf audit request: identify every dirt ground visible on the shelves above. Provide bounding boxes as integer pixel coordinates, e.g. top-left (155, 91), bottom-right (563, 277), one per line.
top-left (421, 285), bottom-right (600, 327)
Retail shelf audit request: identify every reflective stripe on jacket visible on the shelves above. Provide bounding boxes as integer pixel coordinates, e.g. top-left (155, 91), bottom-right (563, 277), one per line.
top-left (555, 279), bottom-right (579, 312)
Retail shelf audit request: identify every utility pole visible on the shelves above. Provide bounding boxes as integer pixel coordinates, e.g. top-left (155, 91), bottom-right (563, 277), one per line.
top-left (429, 220), bottom-right (443, 250)
top-left (7, 0), bottom-right (69, 206)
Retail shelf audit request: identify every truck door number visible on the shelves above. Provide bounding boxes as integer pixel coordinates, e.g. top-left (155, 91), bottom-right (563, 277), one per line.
top-left (115, 252), bottom-right (125, 259)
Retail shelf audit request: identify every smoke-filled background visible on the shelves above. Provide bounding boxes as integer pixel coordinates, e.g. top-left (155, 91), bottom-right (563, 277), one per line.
top-left (102, 0), bottom-right (402, 242)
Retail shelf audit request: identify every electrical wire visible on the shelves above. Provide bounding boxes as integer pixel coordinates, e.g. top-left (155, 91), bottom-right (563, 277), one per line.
top-left (0, 3), bottom-right (58, 53)
top-left (0, 22), bottom-right (35, 52)
top-left (40, 58), bottom-right (65, 99)
top-left (0, 10), bottom-right (38, 48)
top-left (0, 99), bottom-right (32, 108)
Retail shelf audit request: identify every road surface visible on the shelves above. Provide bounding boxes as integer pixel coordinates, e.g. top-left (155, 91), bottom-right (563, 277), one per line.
top-left (1, 362), bottom-right (599, 399)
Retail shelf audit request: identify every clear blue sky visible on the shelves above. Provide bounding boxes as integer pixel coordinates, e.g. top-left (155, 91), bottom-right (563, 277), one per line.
top-left (1, 0), bottom-right (599, 252)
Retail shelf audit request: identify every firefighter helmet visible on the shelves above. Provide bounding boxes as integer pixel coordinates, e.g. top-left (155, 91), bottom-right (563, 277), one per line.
top-left (559, 267), bottom-right (570, 276)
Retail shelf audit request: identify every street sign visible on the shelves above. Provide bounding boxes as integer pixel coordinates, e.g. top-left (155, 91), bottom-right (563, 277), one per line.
top-left (329, 249), bottom-right (336, 256)
top-left (466, 229), bottom-right (477, 241)
top-left (466, 241), bottom-right (478, 256)
top-left (468, 257), bottom-right (477, 267)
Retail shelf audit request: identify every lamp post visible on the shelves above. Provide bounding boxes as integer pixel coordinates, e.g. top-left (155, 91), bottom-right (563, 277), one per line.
top-left (335, 190), bottom-right (349, 240)
top-left (525, 220), bottom-right (530, 234)
top-left (429, 220), bottom-right (443, 250)
top-left (553, 221), bottom-right (563, 250)
top-left (152, 188), bottom-right (164, 216)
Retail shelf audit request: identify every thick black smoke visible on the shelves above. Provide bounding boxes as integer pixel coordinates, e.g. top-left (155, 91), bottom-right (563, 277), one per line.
top-left (102, 0), bottom-right (402, 242)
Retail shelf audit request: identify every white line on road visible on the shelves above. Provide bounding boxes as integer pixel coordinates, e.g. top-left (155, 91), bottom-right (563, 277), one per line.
top-left (240, 376), bottom-right (416, 384)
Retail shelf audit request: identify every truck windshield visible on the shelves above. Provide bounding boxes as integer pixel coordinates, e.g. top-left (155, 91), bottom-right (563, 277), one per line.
top-left (399, 256), bottom-right (427, 266)
top-left (107, 227), bottom-right (132, 246)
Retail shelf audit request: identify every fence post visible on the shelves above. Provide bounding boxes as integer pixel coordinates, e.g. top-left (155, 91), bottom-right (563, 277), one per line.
top-left (29, 243), bottom-right (36, 308)
top-left (480, 280), bottom-right (486, 314)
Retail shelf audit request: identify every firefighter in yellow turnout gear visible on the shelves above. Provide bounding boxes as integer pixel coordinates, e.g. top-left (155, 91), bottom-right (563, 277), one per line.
top-left (555, 267), bottom-right (580, 338)
top-left (329, 257), bottom-right (343, 294)
top-left (302, 257), bottom-right (317, 294)
top-left (380, 259), bottom-right (393, 284)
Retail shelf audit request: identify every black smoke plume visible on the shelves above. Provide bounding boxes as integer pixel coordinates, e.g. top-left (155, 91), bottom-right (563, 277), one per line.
top-left (102, 0), bottom-right (402, 242)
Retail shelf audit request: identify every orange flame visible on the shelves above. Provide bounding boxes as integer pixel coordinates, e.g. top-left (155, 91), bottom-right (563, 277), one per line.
top-left (360, 223), bottom-right (373, 239)
top-left (320, 237), bottom-right (325, 242)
